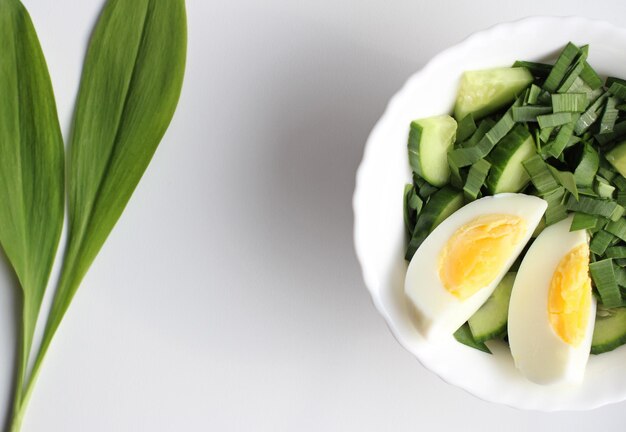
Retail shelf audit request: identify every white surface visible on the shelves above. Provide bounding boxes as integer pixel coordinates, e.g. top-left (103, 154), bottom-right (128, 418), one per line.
top-left (0, 0), bottom-right (625, 431)
top-left (353, 15), bottom-right (626, 411)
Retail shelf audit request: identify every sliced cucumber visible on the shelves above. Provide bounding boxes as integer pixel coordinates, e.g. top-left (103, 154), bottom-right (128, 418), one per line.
top-left (591, 307), bottom-right (626, 354)
top-left (408, 115), bottom-right (457, 187)
top-left (468, 272), bottom-right (515, 342)
top-left (486, 124), bottom-right (536, 194)
top-left (405, 186), bottom-right (464, 260)
top-left (453, 322), bottom-right (491, 354)
top-left (454, 67), bottom-right (533, 121)
top-left (606, 139), bottom-right (626, 179)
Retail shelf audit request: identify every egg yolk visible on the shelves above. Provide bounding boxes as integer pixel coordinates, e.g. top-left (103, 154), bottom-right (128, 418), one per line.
top-left (438, 214), bottom-right (526, 300)
top-left (548, 243), bottom-right (591, 347)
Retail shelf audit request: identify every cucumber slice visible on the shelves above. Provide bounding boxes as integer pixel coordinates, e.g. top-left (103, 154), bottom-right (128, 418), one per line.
top-left (591, 307), bottom-right (626, 354)
top-left (405, 186), bottom-right (464, 260)
top-left (454, 67), bottom-right (533, 121)
top-left (408, 115), bottom-right (457, 187)
top-left (605, 139), bottom-right (626, 179)
top-left (486, 124), bottom-right (536, 194)
top-left (468, 272), bottom-right (515, 342)
top-left (454, 322), bottom-right (491, 354)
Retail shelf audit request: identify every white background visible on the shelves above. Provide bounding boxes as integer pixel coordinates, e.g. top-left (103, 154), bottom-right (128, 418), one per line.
top-left (1, 0), bottom-right (626, 431)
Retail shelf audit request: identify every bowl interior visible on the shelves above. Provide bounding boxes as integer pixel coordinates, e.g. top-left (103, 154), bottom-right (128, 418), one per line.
top-left (354, 16), bottom-right (626, 411)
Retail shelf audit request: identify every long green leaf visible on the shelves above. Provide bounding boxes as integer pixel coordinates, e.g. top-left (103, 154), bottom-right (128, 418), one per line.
top-left (15, 0), bottom-right (187, 426)
top-left (0, 0), bottom-right (64, 425)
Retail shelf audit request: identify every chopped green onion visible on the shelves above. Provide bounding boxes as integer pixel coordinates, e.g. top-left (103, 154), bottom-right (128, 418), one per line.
top-left (512, 105), bottom-right (552, 122)
top-left (575, 93), bottom-right (608, 135)
top-left (590, 231), bottom-right (616, 255)
top-left (539, 126), bottom-right (555, 143)
top-left (606, 246), bottom-right (626, 259)
top-left (557, 58), bottom-right (586, 93)
top-left (613, 176), bottom-right (626, 191)
top-left (605, 218), bottom-right (626, 241)
top-left (485, 109), bottom-right (516, 144)
top-left (543, 187), bottom-right (568, 225)
top-left (566, 195), bottom-right (625, 220)
top-left (574, 144), bottom-right (599, 187)
top-left (513, 60), bottom-right (552, 77)
top-left (527, 84), bottom-right (542, 104)
top-left (580, 62), bottom-right (603, 90)
top-left (456, 114), bottom-right (477, 143)
top-left (418, 182), bottom-right (439, 199)
top-left (543, 122), bottom-right (576, 158)
top-left (463, 159), bottom-right (491, 201)
top-left (596, 121), bottom-right (626, 146)
top-left (551, 93), bottom-right (587, 112)
top-left (459, 118), bottom-right (495, 148)
top-left (537, 112), bottom-right (575, 129)
top-left (595, 176), bottom-right (616, 198)
top-left (543, 42), bottom-right (579, 92)
top-left (614, 265), bottom-right (626, 287)
top-left (608, 81), bottom-right (626, 100)
top-left (548, 166), bottom-right (578, 199)
top-left (570, 212), bottom-right (599, 231)
top-left (523, 155), bottom-right (560, 195)
top-left (618, 191), bottom-right (626, 207)
top-left (590, 259), bottom-right (623, 307)
top-left (600, 97), bottom-right (619, 134)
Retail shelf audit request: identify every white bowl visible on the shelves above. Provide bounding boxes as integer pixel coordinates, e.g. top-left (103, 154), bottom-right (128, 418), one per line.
top-left (353, 16), bottom-right (626, 411)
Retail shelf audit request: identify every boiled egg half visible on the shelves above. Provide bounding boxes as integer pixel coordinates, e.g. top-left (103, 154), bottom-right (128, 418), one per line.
top-left (508, 216), bottom-right (596, 385)
top-left (405, 193), bottom-right (547, 341)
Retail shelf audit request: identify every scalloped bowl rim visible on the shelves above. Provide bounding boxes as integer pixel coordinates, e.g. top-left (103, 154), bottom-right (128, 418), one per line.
top-left (353, 16), bottom-right (626, 411)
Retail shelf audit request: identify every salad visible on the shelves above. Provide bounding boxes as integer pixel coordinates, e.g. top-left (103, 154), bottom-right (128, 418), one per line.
top-left (403, 42), bottom-right (626, 385)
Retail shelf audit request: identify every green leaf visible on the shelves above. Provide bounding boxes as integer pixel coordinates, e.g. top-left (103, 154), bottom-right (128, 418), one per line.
top-left (18, 0), bottom-right (187, 424)
top-left (0, 0), bottom-right (64, 422)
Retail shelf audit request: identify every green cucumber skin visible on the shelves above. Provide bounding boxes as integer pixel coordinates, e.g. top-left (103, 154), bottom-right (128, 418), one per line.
top-left (408, 116), bottom-right (457, 187)
top-left (591, 307), bottom-right (626, 354)
top-left (405, 186), bottom-right (463, 260)
top-left (486, 124), bottom-right (535, 194)
top-left (468, 272), bottom-right (516, 343)
top-left (453, 323), bottom-right (491, 354)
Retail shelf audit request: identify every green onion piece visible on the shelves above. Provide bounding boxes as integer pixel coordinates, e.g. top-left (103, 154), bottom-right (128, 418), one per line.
top-left (403, 184), bottom-right (422, 235)
top-left (617, 191), bottom-right (626, 207)
top-left (608, 81), bottom-right (626, 100)
top-left (574, 144), bottom-right (599, 188)
top-left (566, 195), bottom-right (625, 220)
top-left (463, 159), bottom-right (491, 201)
top-left (605, 218), bottom-right (626, 241)
top-left (580, 61), bottom-right (603, 90)
top-left (551, 93), bottom-right (588, 113)
top-left (617, 104), bottom-right (626, 111)
top-left (539, 127), bottom-right (555, 143)
top-left (563, 76), bottom-right (592, 95)
top-left (614, 265), bottom-right (626, 287)
top-left (598, 165), bottom-right (617, 182)
top-left (513, 60), bottom-right (552, 77)
top-left (512, 105), bottom-right (552, 122)
top-left (419, 182), bottom-right (439, 199)
top-left (557, 59), bottom-right (586, 93)
top-left (527, 84), bottom-right (542, 104)
top-left (606, 246), bottom-right (626, 259)
top-left (544, 122), bottom-right (576, 159)
top-left (595, 176), bottom-right (616, 199)
top-left (485, 108), bottom-right (516, 144)
top-left (459, 118), bottom-right (495, 148)
top-left (543, 187), bottom-right (569, 226)
top-left (600, 97), bottom-right (619, 134)
top-left (523, 155), bottom-right (560, 195)
top-left (543, 42), bottom-right (579, 92)
top-left (456, 114), bottom-right (477, 143)
top-left (615, 258), bottom-right (626, 267)
top-left (590, 231), bottom-right (616, 255)
top-left (447, 154), bottom-right (466, 189)
top-left (590, 259), bottom-right (623, 307)
top-left (570, 213), bottom-right (599, 231)
top-left (575, 93), bottom-right (608, 135)
top-left (548, 166), bottom-right (578, 199)
top-left (596, 121), bottom-right (626, 146)
top-left (453, 323), bottom-right (491, 354)
top-left (537, 112), bottom-right (575, 129)
top-left (613, 176), bottom-right (626, 191)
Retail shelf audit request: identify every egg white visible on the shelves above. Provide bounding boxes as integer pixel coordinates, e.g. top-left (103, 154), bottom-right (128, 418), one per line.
top-left (508, 216), bottom-right (596, 385)
top-left (405, 193), bottom-right (547, 342)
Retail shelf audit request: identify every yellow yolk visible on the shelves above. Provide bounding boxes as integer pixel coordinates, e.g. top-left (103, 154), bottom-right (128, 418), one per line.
top-left (548, 243), bottom-right (591, 347)
top-left (438, 214), bottom-right (527, 300)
